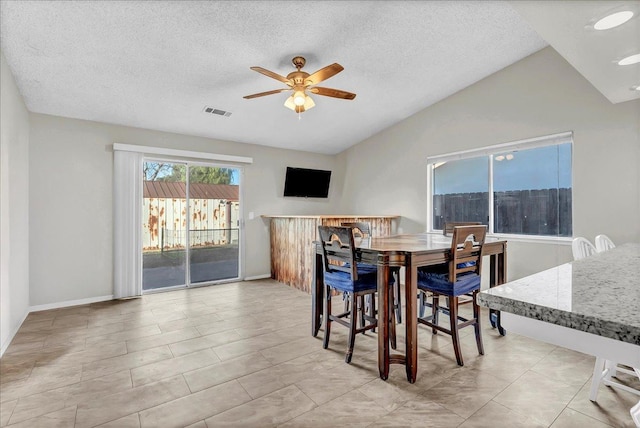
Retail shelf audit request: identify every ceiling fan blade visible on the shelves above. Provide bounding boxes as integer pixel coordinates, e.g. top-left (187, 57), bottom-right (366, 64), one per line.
top-left (250, 66), bottom-right (292, 85)
top-left (309, 86), bottom-right (356, 100)
top-left (304, 63), bottom-right (344, 85)
top-left (243, 88), bottom-right (290, 99)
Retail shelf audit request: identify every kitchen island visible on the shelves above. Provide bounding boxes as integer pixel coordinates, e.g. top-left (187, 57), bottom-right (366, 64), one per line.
top-left (478, 243), bottom-right (640, 404)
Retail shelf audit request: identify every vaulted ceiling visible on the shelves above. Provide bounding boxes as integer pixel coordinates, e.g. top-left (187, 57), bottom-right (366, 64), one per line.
top-left (1, 1), bottom-right (637, 155)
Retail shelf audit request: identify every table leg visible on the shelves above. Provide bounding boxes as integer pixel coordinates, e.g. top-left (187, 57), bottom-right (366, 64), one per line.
top-left (312, 251), bottom-right (324, 337)
top-left (489, 250), bottom-right (507, 336)
top-left (377, 261), bottom-right (390, 380)
top-left (405, 260), bottom-right (418, 383)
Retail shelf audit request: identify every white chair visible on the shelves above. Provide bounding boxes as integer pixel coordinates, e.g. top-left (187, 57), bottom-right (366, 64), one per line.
top-left (595, 234), bottom-right (616, 252)
top-left (582, 235), bottom-right (640, 403)
top-left (571, 237), bottom-right (597, 260)
top-left (590, 358), bottom-right (640, 401)
top-left (632, 399), bottom-right (640, 427)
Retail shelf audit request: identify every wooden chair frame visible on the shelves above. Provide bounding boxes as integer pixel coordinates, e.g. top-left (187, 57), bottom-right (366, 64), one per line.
top-left (341, 222), bottom-right (403, 326)
top-left (319, 226), bottom-right (382, 363)
top-left (418, 225), bottom-right (487, 366)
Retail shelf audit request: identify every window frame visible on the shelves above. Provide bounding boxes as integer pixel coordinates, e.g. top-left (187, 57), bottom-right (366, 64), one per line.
top-left (426, 131), bottom-right (574, 242)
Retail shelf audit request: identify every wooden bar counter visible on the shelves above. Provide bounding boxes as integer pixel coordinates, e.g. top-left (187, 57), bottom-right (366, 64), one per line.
top-left (262, 215), bottom-right (399, 293)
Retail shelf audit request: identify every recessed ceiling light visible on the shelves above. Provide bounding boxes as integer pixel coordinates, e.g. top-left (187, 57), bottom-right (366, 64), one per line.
top-left (594, 11), bottom-right (634, 30)
top-left (618, 53), bottom-right (640, 66)
top-left (632, 85), bottom-right (640, 91)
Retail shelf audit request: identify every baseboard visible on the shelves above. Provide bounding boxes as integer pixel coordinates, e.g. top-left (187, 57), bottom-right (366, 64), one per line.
top-left (30, 294), bottom-right (114, 313)
top-left (244, 274), bottom-right (272, 281)
top-left (0, 310), bottom-right (29, 358)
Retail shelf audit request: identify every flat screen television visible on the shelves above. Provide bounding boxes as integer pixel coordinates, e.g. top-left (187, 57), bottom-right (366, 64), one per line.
top-left (283, 167), bottom-right (331, 198)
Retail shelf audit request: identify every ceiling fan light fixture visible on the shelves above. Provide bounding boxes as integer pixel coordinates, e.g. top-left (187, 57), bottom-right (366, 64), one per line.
top-left (303, 94), bottom-right (315, 110)
top-left (618, 53), bottom-right (640, 66)
top-left (593, 11), bottom-right (634, 30)
top-left (284, 92), bottom-right (315, 113)
top-left (284, 95), bottom-right (296, 111)
top-left (293, 90), bottom-right (306, 106)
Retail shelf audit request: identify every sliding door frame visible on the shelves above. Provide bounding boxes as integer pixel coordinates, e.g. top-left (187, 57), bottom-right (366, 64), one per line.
top-left (140, 156), bottom-right (245, 293)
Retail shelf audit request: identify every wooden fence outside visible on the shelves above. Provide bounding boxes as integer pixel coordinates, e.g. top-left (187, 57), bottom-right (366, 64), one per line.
top-left (143, 197), bottom-right (240, 251)
top-left (433, 188), bottom-right (572, 236)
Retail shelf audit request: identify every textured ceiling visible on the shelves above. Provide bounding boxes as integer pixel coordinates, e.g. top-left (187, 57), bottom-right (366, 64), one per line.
top-left (3, 0), bottom-right (612, 155)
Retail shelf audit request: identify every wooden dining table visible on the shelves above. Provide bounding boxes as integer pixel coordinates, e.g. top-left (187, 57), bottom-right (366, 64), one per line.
top-left (312, 233), bottom-right (508, 383)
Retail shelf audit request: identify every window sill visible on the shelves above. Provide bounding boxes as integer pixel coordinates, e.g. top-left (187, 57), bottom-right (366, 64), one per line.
top-left (426, 231), bottom-right (572, 245)
top-left (487, 233), bottom-right (572, 245)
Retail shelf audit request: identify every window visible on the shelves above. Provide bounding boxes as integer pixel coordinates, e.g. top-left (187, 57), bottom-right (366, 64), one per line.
top-left (428, 132), bottom-right (572, 238)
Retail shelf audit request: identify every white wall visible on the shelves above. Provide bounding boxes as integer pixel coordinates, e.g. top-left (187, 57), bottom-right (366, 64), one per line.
top-left (0, 50), bottom-right (30, 355)
top-left (339, 47), bottom-right (640, 281)
top-left (20, 46), bottom-right (640, 309)
top-left (28, 114), bottom-right (341, 306)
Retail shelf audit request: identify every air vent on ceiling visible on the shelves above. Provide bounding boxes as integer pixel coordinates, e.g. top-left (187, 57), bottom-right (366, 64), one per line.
top-left (203, 106), bottom-right (232, 117)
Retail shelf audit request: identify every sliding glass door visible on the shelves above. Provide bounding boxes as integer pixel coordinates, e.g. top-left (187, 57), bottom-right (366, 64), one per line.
top-left (142, 160), bottom-right (241, 291)
top-left (188, 165), bottom-right (240, 284)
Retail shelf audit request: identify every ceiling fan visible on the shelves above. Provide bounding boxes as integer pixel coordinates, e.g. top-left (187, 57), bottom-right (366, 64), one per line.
top-left (243, 56), bottom-right (356, 113)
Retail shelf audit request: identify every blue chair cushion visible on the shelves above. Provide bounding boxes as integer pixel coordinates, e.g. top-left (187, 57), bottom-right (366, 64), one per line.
top-left (324, 267), bottom-right (394, 293)
top-left (417, 270), bottom-right (481, 296)
top-left (343, 262), bottom-right (378, 274)
top-left (457, 261), bottom-right (476, 269)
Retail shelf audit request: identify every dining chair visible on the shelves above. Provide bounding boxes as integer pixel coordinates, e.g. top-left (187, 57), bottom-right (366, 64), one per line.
top-left (442, 221), bottom-right (482, 236)
top-left (341, 222), bottom-right (403, 325)
top-left (340, 222), bottom-right (371, 239)
top-left (417, 225), bottom-right (487, 366)
top-left (318, 225), bottom-right (396, 363)
top-left (632, 400), bottom-right (640, 428)
top-left (571, 236), bottom-right (597, 260)
top-left (595, 234), bottom-right (616, 252)
top-left (585, 235), bottom-right (640, 403)
top-left (420, 221), bottom-right (484, 315)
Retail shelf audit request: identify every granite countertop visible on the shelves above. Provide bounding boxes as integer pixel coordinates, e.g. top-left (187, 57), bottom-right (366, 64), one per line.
top-left (478, 243), bottom-right (640, 346)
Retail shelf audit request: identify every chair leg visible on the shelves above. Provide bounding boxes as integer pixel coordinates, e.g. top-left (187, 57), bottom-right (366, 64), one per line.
top-left (449, 296), bottom-right (463, 366)
top-left (362, 294), bottom-right (375, 333)
top-left (346, 292), bottom-right (357, 363)
top-left (604, 360), bottom-right (616, 381)
top-left (393, 270), bottom-right (402, 324)
top-left (419, 290), bottom-right (426, 318)
top-left (432, 295), bottom-right (439, 335)
top-left (590, 357), bottom-right (606, 401)
top-left (370, 292), bottom-right (377, 333)
top-left (323, 284), bottom-right (332, 350)
top-left (473, 291), bottom-right (484, 356)
top-left (359, 295), bottom-right (366, 330)
top-left (388, 286), bottom-right (397, 350)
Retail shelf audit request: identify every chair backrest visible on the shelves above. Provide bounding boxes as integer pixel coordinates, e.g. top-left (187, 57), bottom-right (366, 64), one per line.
top-left (595, 234), bottom-right (616, 252)
top-left (318, 226), bottom-right (358, 281)
top-left (571, 237), bottom-right (597, 260)
top-left (443, 221), bottom-right (482, 236)
top-left (449, 225), bottom-right (487, 281)
top-left (341, 222), bottom-right (371, 238)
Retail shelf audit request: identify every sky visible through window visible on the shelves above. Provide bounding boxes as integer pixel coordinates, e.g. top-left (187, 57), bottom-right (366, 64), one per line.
top-left (434, 143), bottom-right (571, 194)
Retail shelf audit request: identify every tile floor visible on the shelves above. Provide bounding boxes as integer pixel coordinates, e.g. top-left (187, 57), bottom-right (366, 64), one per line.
top-left (1, 279), bottom-right (638, 427)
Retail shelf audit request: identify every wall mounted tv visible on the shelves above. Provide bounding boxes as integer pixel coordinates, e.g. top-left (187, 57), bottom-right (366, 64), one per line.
top-left (283, 167), bottom-right (332, 198)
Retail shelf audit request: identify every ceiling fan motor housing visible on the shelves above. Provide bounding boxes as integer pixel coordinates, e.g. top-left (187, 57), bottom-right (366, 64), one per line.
top-left (291, 56), bottom-right (306, 70)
